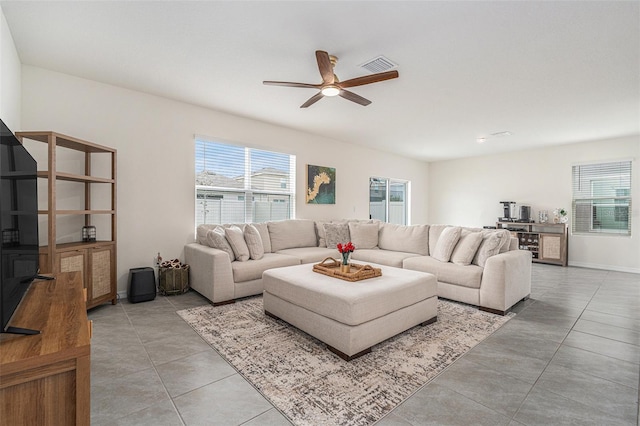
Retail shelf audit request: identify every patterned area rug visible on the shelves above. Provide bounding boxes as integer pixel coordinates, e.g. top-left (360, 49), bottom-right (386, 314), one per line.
top-left (177, 297), bottom-right (512, 426)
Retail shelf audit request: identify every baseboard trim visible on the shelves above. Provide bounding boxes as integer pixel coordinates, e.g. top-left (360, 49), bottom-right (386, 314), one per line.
top-left (568, 261), bottom-right (640, 274)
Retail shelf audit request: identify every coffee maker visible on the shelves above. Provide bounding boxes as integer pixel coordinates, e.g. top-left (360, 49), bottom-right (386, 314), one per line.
top-left (499, 201), bottom-right (517, 222)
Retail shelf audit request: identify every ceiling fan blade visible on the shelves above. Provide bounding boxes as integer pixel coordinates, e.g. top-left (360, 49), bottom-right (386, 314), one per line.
top-left (339, 89), bottom-right (371, 106)
top-left (339, 70), bottom-right (399, 88)
top-left (300, 92), bottom-right (325, 108)
top-left (315, 50), bottom-right (335, 84)
top-left (263, 81), bottom-right (319, 89)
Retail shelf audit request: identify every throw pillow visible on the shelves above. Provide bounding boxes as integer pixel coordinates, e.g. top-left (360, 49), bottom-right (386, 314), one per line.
top-left (205, 227), bottom-right (235, 261)
top-left (431, 226), bottom-right (462, 262)
top-left (450, 230), bottom-right (484, 266)
top-left (498, 230), bottom-right (511, 253)
top-left (225, 226), bottom-right (250, 262)
top-left (428, 224), bottom-right (450, 255)
top-left (197, 224), bottom-right (218, 245)
top-left (323, 223), bottom-right (350, 249)
top-left (472, 231), bottom-right (503, 268)
top-left (243, 224), bottom-right (264, 260)
top-left (348, 222), bottom-right (379, 249)
top-left (315, 221), bottom-right (330, 247)
top-left (252, 222), bottom-right (272, 253)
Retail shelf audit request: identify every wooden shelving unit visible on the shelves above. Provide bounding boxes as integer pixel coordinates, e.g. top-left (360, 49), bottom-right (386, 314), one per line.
top-left (497, 222), bottom-right (568, 266)
top-left (16, 131), bottom-right (117, 308)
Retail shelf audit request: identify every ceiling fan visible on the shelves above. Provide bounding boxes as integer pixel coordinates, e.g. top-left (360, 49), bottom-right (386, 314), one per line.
top-left (263, 50), bottom-right (399, 108)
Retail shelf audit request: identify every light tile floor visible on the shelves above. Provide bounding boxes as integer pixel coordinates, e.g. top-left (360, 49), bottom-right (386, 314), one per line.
top-left (89, 264), bottom-right (640, 425)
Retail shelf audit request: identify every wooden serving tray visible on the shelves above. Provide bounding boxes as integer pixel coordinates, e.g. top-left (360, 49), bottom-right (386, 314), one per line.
top-left (312, 257), bottom-right (382, 282)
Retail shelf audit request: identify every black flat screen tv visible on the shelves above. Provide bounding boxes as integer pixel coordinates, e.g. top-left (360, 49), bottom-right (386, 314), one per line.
top-left (0, 119), bottom-right (42, 335)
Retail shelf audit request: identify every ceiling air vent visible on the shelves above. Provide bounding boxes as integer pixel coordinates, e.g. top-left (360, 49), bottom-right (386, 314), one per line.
top-left (360, 55), bottom-right (397, 73)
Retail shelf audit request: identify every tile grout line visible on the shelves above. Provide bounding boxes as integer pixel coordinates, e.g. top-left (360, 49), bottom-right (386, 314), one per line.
top-left (508, 269), bottom-right (605, 423)
top-left (120, 297), bottom-right (188, 426)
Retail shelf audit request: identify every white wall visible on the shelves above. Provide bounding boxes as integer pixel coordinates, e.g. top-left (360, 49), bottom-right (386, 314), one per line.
top-left (0, 6), bottom-right (21, 129)
top-left (20, 65), bottom-right (430, 293)
top-left (428, 136), bottom-right (640, 273)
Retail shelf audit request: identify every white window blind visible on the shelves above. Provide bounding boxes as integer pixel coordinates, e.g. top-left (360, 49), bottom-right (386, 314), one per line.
top-left (571, 160), bottom-right (632, 236)
top-left (195, 139), bottom-right (296, 225)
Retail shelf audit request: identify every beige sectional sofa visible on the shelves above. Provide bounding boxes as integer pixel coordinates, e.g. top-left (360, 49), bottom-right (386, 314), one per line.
top-left (184, 219), bottom-right (532, 315)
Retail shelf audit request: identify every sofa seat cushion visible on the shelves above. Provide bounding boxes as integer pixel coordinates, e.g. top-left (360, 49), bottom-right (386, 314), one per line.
top-left (351, 249), bottom-right (420, 268)
top-left (231, 253), bottom-right (300, 283)
top-left (275, 247), bottom-right (339, 264)
top-left (403, 256), bottom-right (483, 289)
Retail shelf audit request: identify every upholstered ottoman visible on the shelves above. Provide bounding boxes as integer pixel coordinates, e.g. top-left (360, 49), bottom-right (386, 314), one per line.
top-left (263, 263), bottom-right (438, 360)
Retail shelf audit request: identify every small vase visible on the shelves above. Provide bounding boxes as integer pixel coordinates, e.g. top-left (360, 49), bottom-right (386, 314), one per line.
top-left (539, 210), bottom-right (548, 223)
top-left (340, 264), bottom-right (351, 273)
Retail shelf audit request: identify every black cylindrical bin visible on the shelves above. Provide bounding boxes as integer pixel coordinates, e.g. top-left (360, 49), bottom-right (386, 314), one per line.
top-left (128, 267), bottom-right (156, 303)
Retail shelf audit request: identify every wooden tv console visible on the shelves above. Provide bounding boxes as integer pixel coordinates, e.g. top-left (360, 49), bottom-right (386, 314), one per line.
top-left (0, 272), bottom-right (91, 425)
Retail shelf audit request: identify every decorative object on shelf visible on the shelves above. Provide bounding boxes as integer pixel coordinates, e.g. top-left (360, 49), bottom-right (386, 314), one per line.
top-left (539, 210), bottom-right (548, 224)
top-left (337, 241), bottom-right (355, 273)
top-left (553, 208), bottom-right (568, 224)
top-left (306, 164), bottom-right (336, 204)
top-left (82, 225), bottom-right (96, 242)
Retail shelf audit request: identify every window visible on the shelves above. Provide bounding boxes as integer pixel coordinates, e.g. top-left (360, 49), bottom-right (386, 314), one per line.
top-left (572, 160), bottom-right (632, 236)
top-left (369, 177), bottom-right (409, 225)
top-left (195, 139), bottom-right (296, 225)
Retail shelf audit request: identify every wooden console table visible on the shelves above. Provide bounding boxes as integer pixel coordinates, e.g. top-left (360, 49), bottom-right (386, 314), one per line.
top-left (0, 272), bottom-right (91, 425)
top-left (497, 222), bottom-right (568, 266)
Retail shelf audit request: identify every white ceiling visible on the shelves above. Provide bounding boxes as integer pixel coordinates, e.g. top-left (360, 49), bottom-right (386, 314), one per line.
top-left (2, 1), bottom-right (638, 161)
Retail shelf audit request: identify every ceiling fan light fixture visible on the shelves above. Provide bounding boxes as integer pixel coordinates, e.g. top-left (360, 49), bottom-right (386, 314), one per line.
top-left (321, 86), bottom-right (340, 97)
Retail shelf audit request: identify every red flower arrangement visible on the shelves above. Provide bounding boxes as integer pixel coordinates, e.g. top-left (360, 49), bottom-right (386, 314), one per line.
top-left (337, 242), bottom-right (355, 265)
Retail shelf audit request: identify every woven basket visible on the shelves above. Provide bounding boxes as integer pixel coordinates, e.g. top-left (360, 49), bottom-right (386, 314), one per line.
top-left (158, 265), bottom-right (190, 295)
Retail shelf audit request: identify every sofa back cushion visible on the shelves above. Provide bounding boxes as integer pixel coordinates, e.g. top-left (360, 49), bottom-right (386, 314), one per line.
top-left (348, 222), bottom-right (379, 249)
top-left (431, 226), bottom-right (462, 262)
top-left (268, 219), bottom-right (317, 252)
top-left (378, 223), bottom-right (429, 255)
